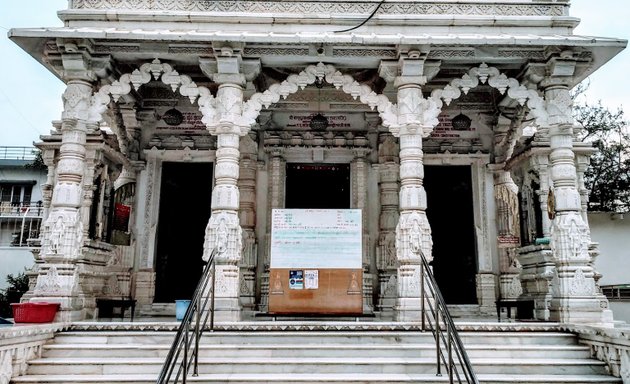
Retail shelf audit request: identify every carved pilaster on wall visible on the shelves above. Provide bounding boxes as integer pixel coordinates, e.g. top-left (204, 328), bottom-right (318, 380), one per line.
top-left (81, 147), bottom-right (101, 240)
top-left (260, 148), bottom-right (285, 311)
top-left (352, 148), bottom-right (373, 313)
top-left (376, 134), bottom-right (400, 316)
top-left (493, 170), bottom-right (522, 300)
top-left (575, 153), bottom-right (591, 225)
top-left (40, 148), bottom-right (57, 222)
top-left (238, 134), bottom-right (259, 310)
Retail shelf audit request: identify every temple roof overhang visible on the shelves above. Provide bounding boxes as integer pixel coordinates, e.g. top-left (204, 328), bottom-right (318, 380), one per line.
top-left (9, 27), bottom-right (626, 90)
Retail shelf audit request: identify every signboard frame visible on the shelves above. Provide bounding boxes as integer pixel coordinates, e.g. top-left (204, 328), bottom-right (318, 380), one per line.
top-left (268, 208), bottom-right (363, 315)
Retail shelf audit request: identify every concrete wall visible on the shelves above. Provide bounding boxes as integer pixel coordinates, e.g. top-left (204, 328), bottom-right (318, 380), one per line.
top-left (589, 212), bottom-right (630, 286)
top-left (0, 165), bottom-right (47, 202)
top-left (589, 212), bottom-right (630, 323)
top-left (0, 248), bottom-right (33, 290)
top-left (0, 159), bottom-right (46, 291)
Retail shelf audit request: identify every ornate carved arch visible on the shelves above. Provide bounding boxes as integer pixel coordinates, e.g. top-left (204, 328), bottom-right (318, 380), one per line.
top-left (241, 62), bottom-right (399, 129)
top-left (430, 63), bottom-right (548, 126)
top-left (87, 59), bottom-right (213, 124)
top-left (87, 60), bottom-right (400, 134)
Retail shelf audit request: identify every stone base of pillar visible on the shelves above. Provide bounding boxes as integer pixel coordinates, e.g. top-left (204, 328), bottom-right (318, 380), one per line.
top-left (476, 273), bottom-right (497, 316)
top-left (212, 298), bottom-right (242, 322)
top-left (549, 297), bottom-right (613, 326)
top-left (394, 264), bottom-right (422, 322)
top-left (209, 264), bottom-right (242, 321)
top-left (239, 268), bottom-right (256, 310)
top-left (259, 268), bottom-right (269, 312)
top-left (377, 272), bottom-right (397, 314)
top-left (394, 298), bottom-right (422, 322)
top-left (499, 272), bottom-right (523, 300)
top-left (517, 245), bottom-right (554, 321)
top-left (134, 270), bottom-right (156, 306)
top-left (362, 266), bottom-right (374, 314)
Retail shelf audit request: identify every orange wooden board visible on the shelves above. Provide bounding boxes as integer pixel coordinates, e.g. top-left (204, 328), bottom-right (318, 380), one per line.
top-left (268, 268), bottom-right (363, 314)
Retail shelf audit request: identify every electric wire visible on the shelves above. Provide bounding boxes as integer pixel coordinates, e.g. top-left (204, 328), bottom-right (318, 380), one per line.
top-left (334, 0), bottom-right (385, 33)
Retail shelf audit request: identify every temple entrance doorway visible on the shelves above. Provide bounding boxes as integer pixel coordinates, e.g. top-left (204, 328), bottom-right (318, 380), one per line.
top-left (285, 164), bottom-right (351, 209)
top-left (424, 165), bottom-right (478, 304)
top-left (154, 162), bottom-right (213, 303)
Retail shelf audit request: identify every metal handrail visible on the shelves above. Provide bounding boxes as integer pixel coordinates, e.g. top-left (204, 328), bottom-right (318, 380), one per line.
top-left (419, 251), bottom-right (479, 384)
top-left (156, 248), bottom-right (218, 384)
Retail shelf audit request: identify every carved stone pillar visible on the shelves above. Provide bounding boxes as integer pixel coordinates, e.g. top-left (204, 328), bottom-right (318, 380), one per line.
top-left (352, 148), bottom-right (373, 313)
top-left (376, 134), bottom-right (400, 315)
top-left (392, 69), bottom-right (435, 321)
top-left (238, 134), bottom-right (258, 311)
top-left (201, 70), bottom-right (247, 322)
top-left (202, 130), bottom-right (243, 321)
top-left (493, 170), bottom-right (522, 300)
top-left (30, 56), bottom-right (96, 320)
top-left (260, 148), bottom-right (285, 311)
top-left (543, 78), bottom-right (612, 325)
top-left (394, 129), bottom-right (432, 321)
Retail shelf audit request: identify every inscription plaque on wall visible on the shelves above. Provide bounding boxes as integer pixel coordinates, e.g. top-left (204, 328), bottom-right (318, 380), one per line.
top-left (269, 209), bottom-right (363, 314)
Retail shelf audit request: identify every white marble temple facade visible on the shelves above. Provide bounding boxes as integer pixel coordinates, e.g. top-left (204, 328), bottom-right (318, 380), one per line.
top-left (6, 0), bottom-right (624, 325)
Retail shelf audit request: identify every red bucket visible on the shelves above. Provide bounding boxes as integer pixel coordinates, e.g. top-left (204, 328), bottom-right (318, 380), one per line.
top-left (11, 302), bottom-right (61, 323)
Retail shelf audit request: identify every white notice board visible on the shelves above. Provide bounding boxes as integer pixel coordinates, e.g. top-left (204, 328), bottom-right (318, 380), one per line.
top-left (270, 209), bottom-right (362, 269)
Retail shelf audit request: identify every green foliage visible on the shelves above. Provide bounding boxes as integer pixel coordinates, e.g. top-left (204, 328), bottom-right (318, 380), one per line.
top-left (574, 102), bottom-right (630, 212)
top-left (23, 150), bottom-right (46, 171)
top-left (0, 272), bottom-right (30, 318)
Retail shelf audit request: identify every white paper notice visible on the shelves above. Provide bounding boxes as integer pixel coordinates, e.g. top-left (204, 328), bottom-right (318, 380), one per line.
top-left (304, 270), bottom-right (319, 289)
top-left (270, 209), bottom-right (362, 269)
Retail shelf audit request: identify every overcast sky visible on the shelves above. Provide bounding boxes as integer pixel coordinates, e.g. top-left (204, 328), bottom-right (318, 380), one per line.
top-left (0, 0), bottom-right (628, 147)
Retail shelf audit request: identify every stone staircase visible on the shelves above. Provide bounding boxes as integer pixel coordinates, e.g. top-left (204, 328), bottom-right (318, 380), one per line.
top-left (10, 322), bottom-right (621, 384)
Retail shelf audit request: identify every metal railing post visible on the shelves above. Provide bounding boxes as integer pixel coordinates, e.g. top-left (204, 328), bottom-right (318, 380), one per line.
top-left (421, 263), bottom-right (425, 331)
top-left (183, 322), bottom-right (189, 384)
top-left (193, 290), bottom-right (201, 376)
top-left (448, 323), bottom-right (453, 383)
top-left (210, 262), bottom-right (216, 331)
top-left (436, 299), bottom-right (441, 377)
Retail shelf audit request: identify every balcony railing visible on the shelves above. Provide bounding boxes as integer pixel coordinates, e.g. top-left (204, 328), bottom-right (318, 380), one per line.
top-left (0, 204), bottom-right (43, 247)
top-left (0, 202), bottom-right (43, 217)
top-left (0, 146), bottom-right (38, 161)
top-left (601, 285), bottom-right (630, 301)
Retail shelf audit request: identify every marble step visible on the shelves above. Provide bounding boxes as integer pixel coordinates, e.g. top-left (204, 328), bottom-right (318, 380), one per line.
top-left (10, 373), bottom-right (623, 384)
top-left (51, 331), bottom-right (578, 346)
top-left (41, 343), bottom-right (592, 359)
top-left (26, 357), bottom-right (610, 376)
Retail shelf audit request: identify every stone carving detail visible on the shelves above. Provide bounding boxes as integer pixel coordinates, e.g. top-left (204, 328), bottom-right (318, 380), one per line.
top-left (506, 275), bottom-right (523, 298)
top-left (550, 214), bottom-right (590, 261)
top-left (34, 267), bottom-right (79, 296)
top-left (70, 1), bottom-right (566, 16)
top-left (427, 50), bottom-right (475, 59)
top-left (495, 180), bottom-right (520, 238)
top-left (40, 211), bottom-right (84, 259)
top-left (203, 212), bottom-right (242, 264)
top-left (94, 45), bottom-right (139, 53)
top-left (243, 62), bottom-right (398, 130)
top-left (0, 350), bottom-right (12, 384)
top-left (89, 59), bottom-right (217, 129)
top-left (244, 47), bottom-right (309, 56)
top-left (332, 49), bottom-right (397, 58)
top-left (62, 84), bottom-right (92, 120)
top-left (498, 50), bottom-right (545, 59)
top-left (396, 211), bottom-right (432, 263)
top-left (568, 268), bottom-right (594, 296)
top-left (431, 63), bottom-right (545, 121)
